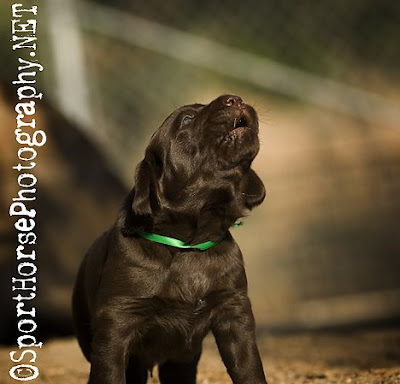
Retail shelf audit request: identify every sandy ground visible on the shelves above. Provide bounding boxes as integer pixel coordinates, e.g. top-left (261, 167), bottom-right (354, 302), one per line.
top-left (1, 327), bottom-right (400, 384)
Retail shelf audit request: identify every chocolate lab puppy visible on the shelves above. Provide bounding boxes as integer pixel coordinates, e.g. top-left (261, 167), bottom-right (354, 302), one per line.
top-left (72, 95), bottom-right (267, 383)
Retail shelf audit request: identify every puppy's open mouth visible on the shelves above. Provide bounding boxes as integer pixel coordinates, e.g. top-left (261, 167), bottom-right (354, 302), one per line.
top-left (228, 114), bottom-right (251, 138)
top-left (217, 101), bottom-right (258, 144)
top-left (233, 116), bottom-right (248, 129)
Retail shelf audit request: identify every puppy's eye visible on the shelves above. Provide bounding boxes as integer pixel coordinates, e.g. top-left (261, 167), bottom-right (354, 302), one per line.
top-left (181, 115), bottom-right (193, 127)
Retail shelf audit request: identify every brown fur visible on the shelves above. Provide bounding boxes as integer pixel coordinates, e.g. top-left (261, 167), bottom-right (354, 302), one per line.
top-left (72, 95), bottom-right (267, 383)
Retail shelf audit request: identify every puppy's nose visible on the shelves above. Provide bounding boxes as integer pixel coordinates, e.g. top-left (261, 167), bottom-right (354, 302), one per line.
top-left (223, 95), bottom-right (243, 107)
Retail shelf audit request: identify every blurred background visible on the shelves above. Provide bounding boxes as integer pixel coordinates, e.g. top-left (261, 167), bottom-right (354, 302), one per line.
top-left (1, 0), bottom-right (400, 344)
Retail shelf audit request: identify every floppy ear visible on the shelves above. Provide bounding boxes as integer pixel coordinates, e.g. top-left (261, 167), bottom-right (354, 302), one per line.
top-left (241, 169), bottom-right (266, 209)
top-left (132, 157), bottom-right (158, 216)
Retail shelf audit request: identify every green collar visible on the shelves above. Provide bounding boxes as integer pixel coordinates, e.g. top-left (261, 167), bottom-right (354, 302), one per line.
top-left (136, 221), bottom-right (242, 251)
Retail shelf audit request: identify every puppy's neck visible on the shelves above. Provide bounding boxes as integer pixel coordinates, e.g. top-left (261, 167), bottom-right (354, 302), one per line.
top-left (120, 206), bottom-right (240, 245)
top-left (153, 210), bottom-right (237, 244)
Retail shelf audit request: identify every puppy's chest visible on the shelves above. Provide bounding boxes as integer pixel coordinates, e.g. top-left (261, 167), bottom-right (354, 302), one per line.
top-left (127, 251), bottom-right (234, 323)
top-left (160, 258), bottom-right (213, 304)
top-left (131, 261), bottom-right (214, 358)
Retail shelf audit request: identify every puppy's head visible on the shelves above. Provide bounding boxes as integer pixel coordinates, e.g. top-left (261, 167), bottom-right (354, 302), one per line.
top-left (127, 95), bottom-right (265, 235)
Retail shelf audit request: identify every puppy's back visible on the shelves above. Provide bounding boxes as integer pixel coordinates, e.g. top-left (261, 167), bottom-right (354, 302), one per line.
top-left (72, 229), bottom-right (113, 361)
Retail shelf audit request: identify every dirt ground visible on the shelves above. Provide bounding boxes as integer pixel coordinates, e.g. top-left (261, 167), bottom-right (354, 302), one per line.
top-left (1, 327), bottom-right (400, 384)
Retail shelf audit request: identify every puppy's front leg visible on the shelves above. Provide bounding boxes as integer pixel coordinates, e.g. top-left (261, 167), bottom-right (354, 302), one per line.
top-left (212, 292), bottom-right (267, 384)
top-left (89, 309), bottom-right (134, 384)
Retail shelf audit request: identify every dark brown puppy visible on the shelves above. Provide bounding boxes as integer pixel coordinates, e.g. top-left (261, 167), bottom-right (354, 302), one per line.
top-left (72, 95), bottom-right (267, 384)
